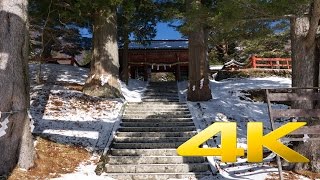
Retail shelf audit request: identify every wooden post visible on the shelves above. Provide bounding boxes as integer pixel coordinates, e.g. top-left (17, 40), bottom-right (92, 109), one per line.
top-left (131, 66), bottom-right (136, 79)
top-left (144, 65), bottom-right (148, 81)
top-left (71, 57), bottom-right (75, 66)
top-left (275, 58), bottom-right (280, 69)
top-left (176, 55), bottom-right (181, 81)
top-left (176, 64), bottom-right (181, 81)
top-left (251, 55), bottom-right (257, 68)
top-left (286, 59), bottom-right (290, 69)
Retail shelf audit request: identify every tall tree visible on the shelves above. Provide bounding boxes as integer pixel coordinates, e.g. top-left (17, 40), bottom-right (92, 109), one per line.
top-left (185, 0), bottom-right (212, 101)
top-left (0, 0), bottom-right (35, 175)
top-left (290, 0), bottom-right (320, 173)
top-left (83, 5), bottom-right (123, 98)
top-left (158, 0), bottom-right (213, 101)
top-left (29, 0), bottom-right (123, 98)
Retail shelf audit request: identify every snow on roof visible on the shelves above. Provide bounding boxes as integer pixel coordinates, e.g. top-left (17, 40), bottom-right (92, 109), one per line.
top-left (210, 65), bottom-right (224, 70)
top-left (223, 59), bottom-right (247, 68)
top-left (126, 40), bottom-right (188, 50)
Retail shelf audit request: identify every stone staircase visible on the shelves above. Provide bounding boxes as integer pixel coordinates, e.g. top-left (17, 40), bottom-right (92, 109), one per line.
top-left (103, 82), bottom-right (212, 179)
top-left (142, 82), bottom-right (180, 102)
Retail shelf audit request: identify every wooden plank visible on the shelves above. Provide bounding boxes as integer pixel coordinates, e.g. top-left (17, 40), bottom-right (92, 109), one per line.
top-left (255, 64), bottom-right (291, 67)
top-left (271, 109), bottom-right (320, 118)
top-left (268, 92), bottom-right (320, 101)
top-left (266, 87), bottom-right (320, 91)
top-left (256, 58), bottom-right (291, 62)
top-left (290, 125), bottom-right (320, 135)
top-left (282, 137), bottom-right (320, 142)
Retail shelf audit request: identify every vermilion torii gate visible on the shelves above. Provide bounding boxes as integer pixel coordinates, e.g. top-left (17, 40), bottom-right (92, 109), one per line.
top-left (119, 40), bottom-right (189, 81)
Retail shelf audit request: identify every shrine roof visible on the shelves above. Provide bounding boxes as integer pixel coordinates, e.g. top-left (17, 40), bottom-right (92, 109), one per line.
top-left (121, 40), bottom-right (188, 50)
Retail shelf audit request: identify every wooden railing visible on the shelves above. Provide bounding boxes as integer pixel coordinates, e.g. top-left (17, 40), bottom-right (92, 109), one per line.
top-left (250, 55), bottom-right (291, 69)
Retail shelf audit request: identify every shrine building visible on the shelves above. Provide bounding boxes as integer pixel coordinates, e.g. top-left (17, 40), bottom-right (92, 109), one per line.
top-left (119, 40), bottom-right (189, 81)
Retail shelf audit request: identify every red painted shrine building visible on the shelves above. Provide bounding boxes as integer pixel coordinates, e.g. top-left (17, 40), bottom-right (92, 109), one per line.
top-left (119, 40), bottom-right (189, 81)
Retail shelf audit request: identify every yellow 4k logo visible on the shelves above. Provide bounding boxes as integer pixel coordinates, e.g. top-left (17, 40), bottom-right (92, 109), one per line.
top-left (177, 122), bottom-right (309, 163)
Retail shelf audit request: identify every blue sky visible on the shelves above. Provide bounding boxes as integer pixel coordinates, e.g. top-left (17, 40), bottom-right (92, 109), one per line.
top-left (80, 22), bottom-right (183, 40)
top-left (155, 22), bottom-right (183, 39)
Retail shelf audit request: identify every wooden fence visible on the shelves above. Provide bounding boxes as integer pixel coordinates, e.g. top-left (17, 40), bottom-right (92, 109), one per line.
top-left (250, 56), bottom-right (291, 69)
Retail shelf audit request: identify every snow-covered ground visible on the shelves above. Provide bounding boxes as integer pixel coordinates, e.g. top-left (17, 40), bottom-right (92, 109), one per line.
top-left (28, 64), bottom-right (312, 180)
top-left (178, 77), bottom-right (314, 180)
top-left (29, 64), bottom-right (123, 151)
top-left (28, 64), bottom-right (147, 180)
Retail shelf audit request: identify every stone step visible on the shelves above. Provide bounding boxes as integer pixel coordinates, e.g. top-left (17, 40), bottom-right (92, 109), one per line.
top-left (105, 173), bottom-right (212, 180)
top-left (147, 86), bottom-right (177, 88)
top-left (145, 86), bottom-right (178, 90)
top-left (126, 107), bottom-right (186, 110)
top-left (127, 102), bottom-right (186, 105)
top-left (146, 87), bottom-right (177, 89)
top-left (121, 118), bottom-right (193, 123)
top-left (124, 108), bottom-right (190, 114)
top-left (123, 112), bottom-right (191, 116)
top-left (142, 95), bottom-right (179, 99)
top-left (107, 156), bottom-right (206, 164)
top-left (146, 84), bottom-right (176, 86)
top-left (104, 163), bottom-right (210, 173)
top-left (122, 114), bottom-right (192, 119)
top-left (148, 82), bottom-right (177, 84)
top-left (114, 137), bottom-right (190, 143)
top-left (144, 90), bottom-right (178, 93)
top-left (141, 99), bottom-right (180, 102)
top-left (120, 122), bottom-right (195, 127)
top-left (112, 142), bottom-right (184, 149)
top-left (110, 149), bottom-right (178, 156)
top-left (143, 93), bottom-right (179, 96)
top-left (126, 104), bottom-right (186, 108)
top-left (142, 99), bottom-right (179, 102)
top-left (124, 108), bottom-right (189, 112)
top-left (118, 126), bottom-right (196, 132)
top-left (148, 82), bottom-right (177, 85)
top-left (116, 131), bottom-right (197, 137)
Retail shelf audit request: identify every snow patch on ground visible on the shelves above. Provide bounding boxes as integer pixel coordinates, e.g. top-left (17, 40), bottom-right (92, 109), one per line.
top-left (179, 77), bottom-right (313, 180)
top-left (120, 79), bottom-right (147, 102)
top-left (28, 64), bottom-right (124, 179)
top-left (29, 64), bottom-right (89, 85)
top-left (29, 64), bottom-right (123, 151)
top-left (28, 64), bottom-right (150, 179)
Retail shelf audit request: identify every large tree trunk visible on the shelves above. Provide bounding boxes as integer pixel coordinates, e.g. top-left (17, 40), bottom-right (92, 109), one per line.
top-left (0, 0), bottom-right (35, 175)
top-left (290, 1), bottom-right (320, 172)
top-left (291, 17), bottom-right (318, 91)
top-left (83, 8), bottom-right (122, 98)
top-left (187, 2), bottom-right (212, 101)
top-left (120, 34), bottom-right (129, 85)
